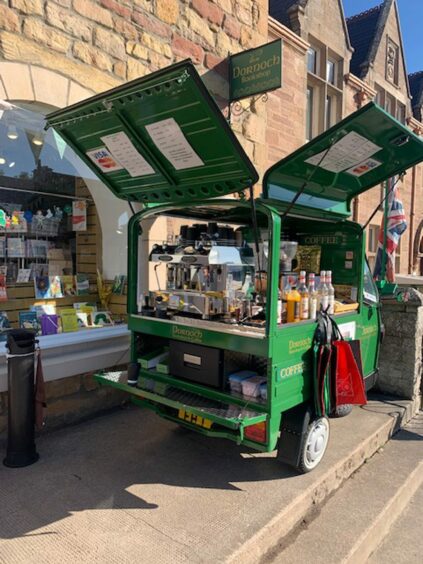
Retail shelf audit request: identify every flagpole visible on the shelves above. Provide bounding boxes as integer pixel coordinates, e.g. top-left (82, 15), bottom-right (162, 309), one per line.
top-left (380, 179), bottom-right (389, 281)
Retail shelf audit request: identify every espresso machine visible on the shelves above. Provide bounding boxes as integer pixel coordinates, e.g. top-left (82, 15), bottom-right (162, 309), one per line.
top-left (147, 223), bottom-right (255, 320)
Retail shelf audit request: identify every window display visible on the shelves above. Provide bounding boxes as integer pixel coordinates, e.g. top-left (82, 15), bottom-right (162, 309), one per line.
top-left (0, 101), bottom-right (122, 334)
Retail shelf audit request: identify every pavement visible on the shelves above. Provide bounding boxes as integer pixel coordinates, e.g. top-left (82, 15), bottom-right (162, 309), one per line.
top-left (0, 395), bottom-right (417, 564)
top-left (369, 484), bottom-right (423, 563)
top-left (266, 411), bottom-right (423, 563)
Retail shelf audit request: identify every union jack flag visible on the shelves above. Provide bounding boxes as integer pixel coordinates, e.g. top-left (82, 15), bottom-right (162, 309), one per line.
top-left (373, 177), bottom-right (407, 282)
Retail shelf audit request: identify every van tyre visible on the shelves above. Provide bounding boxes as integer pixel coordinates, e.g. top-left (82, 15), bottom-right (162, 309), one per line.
top-left (330, 404), bottom-right (353, 418)
top-left (296, 416), bottom-right (330, 474)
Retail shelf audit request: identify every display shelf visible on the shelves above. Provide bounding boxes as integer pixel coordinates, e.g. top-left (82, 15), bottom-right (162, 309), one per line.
top-left (138, 367), bottom-right (269, 412)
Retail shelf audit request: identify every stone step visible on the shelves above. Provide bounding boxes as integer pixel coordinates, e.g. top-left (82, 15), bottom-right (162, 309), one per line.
top-left (368, 483), bottom-right (423, 563)
top-left (266, 411), bottom-right (423, 564)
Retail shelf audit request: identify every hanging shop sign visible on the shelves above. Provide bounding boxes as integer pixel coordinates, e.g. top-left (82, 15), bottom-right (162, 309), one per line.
top-left (229, 39), bottom-right (282, 102)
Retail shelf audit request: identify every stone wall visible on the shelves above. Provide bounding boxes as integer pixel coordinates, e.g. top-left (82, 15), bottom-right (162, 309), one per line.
top-left (378, 289), bottom-right (423, 401)
top-left (266, 20), bottom-right (308, 166)
top-left (0, 370), bottom-right (127, 442)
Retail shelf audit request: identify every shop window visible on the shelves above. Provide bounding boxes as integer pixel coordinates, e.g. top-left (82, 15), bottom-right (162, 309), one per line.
top-left (0, 101), bottom-right (122, 332)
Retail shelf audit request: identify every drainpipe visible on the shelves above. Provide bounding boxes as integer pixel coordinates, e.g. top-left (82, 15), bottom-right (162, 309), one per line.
top-left (352, 197), bottom-right (359, 222)
top-left (408, 166), bottom-right (417, 274)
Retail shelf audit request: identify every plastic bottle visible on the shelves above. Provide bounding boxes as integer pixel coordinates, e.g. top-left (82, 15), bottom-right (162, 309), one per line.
top-left (281, 276), bottom-right (292, 324)
top-left (308, 273), bottom-right (318, 320)
top-left (298, 270), bottom-right (309, 320)
top-left (242, 273), bottom-right (254, 299)
top-left (277, 290), bottom-right (283, 324)
top-left (326, 270), bottom-right (335, 315)
top-left (287, 283), bottom-right (301, 323)
top-left (318, 270), bottom-right (329, 313)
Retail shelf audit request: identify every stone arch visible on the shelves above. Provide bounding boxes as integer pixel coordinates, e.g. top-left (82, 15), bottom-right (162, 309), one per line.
top-left (0, 61), bottom-right (94, 108)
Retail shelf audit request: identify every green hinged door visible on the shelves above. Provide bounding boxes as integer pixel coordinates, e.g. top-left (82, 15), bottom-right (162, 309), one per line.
top-left (264, 102), bottom-right (423, 217)
top-left (46, 60), bottom-right (258, 204)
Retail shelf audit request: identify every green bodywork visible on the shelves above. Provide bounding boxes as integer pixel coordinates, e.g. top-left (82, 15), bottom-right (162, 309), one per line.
top-left (105, 198), bottom-right (380, 452)
top-left (47, 60), bottom-right (423, 455)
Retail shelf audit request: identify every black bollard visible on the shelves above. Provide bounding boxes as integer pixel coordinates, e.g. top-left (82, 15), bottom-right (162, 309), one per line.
top-left (3, 329), bottom-right (39, 468)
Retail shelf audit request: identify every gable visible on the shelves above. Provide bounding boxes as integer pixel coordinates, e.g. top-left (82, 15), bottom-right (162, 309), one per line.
top-left (371, 0), bottom-right (410, 97)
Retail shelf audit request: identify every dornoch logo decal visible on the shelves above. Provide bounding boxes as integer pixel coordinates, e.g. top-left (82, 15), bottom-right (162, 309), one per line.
top-left (172, 325), bottom-right (203, 344)
top-left (288, 337), bottom-right (312, 354)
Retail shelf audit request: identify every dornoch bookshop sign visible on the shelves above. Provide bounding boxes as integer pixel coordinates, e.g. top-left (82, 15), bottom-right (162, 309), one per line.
top-left (229, 40), bottom-right (282, 102)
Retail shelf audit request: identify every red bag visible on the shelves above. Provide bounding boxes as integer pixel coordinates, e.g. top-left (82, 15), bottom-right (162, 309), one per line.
top-left (332, 340), bottom-right (367, 407)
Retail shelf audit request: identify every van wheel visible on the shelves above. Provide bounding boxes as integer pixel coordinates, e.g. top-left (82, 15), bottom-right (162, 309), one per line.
top-left (297, 416), bottom-right (330, 474)
top-left (330, 404), bottom-right (353, 418)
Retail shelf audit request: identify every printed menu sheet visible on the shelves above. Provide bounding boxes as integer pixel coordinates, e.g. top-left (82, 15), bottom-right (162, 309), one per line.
top-left (101, 131), bottom-right (155, 177)
top-left (145, 118), bottom-right (204, 170)
top-left (305, 132), bottom-right (382, 174)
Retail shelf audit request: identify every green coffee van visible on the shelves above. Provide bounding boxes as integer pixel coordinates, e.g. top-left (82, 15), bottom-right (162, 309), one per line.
top-left (46, 61), bottom-right (423, 472)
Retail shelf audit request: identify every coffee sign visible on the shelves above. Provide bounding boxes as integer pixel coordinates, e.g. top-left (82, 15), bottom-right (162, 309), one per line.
top-left (229, 39), bottom-right (282, 102)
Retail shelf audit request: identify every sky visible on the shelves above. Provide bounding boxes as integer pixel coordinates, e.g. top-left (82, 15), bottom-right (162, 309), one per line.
top-left (342, 0), bottom-right (422, 73)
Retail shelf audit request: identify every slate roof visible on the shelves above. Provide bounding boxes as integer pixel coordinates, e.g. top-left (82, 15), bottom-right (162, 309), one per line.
top-left (346, 4), bottom-right (383, 78)
top-left (409, 72), bottom-right (423, 122)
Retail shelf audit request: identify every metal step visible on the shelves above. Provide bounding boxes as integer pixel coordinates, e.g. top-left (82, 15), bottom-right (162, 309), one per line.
top-left (152, 385), bottom-right (263, 422)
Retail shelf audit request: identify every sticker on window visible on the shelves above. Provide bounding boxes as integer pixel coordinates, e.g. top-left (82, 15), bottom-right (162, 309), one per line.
top-left (86, 147), bottom-right (123, 173)
top-left (305, 131), bottom-right (382, 173)
top-left (337, 321), bottom-right (356, 340)
top-left (346, 158), bottom-right (382, 177)
top-left (363, 290), bottom-right (378, 303)
top-left (101, 131), bottom-right (155, 177)
top-left (145, 118), bottom-right (204, 170)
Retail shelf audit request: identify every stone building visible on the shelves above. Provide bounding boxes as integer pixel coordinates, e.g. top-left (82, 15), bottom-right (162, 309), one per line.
top-left (269, 0), bottom-right (423, 275)
top-left (0, 0), bottom-right (422, 431)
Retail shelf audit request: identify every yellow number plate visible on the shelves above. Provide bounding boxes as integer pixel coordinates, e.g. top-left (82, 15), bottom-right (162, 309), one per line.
top-left (178, 409), bottom-right (213, 429)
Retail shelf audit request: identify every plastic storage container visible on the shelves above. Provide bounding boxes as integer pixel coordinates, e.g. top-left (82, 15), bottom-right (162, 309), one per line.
top-left (228, 370), bottom-right (257, 394)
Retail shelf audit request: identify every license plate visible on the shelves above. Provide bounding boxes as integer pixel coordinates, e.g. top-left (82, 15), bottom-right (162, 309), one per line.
top-left (178, 408), bottom-right (213, 429)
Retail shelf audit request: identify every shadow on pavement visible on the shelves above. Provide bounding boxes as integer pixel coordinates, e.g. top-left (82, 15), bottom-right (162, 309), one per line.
top-left (0, 406), bottom-right (296, 540)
